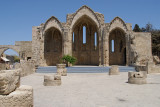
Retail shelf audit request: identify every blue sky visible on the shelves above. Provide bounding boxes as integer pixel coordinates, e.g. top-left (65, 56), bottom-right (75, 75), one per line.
top-left (0, 0), bottom-right (160, 55)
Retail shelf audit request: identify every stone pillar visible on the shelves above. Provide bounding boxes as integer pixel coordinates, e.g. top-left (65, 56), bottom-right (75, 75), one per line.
top-left (103, 32), bottom-right (109, 66)
top-left (64, 28), bottom-right (72, 56)
top-left (57, 64), bottom-right (67, 76)
top-left (128, 71), bottom-right (147, 84)
top-left (109, 65), bottom-right (119, 75)
top-left (125, 33), bottom-right (130, 66)
top-left (98, 29), bottom-right (102, 66)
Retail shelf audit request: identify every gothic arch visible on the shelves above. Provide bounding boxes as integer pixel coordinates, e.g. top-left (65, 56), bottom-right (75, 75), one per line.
top-left (43, 16), bottom-right (63, 34)
top-left (71, 13), bottom-right (99, 65)
top-left (70, 5), bottom-right (100, 30)
top-left (109, 17), bottom-right (128, 33)
top-left (109, 28), bottom-right (126, 65)
top-left (44, 27), bottom-right (63, 66)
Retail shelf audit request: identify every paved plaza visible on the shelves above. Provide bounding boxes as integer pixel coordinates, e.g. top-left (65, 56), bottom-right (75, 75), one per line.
top-left (21, 67), bottom-right (160, 107)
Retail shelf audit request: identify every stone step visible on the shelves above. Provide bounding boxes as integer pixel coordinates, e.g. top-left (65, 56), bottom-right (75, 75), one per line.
top-left (36, 66), bottom-right (136, 73)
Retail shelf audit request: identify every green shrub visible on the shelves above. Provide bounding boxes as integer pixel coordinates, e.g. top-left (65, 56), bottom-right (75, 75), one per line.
top-left (62, 55), bottom-right (77, 65)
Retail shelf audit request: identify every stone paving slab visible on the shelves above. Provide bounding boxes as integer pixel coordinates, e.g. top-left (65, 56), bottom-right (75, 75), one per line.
top-left (21, 72), bottom-right (160, 107)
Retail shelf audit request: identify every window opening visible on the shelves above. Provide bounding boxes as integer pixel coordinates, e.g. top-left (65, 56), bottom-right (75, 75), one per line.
top-left (111, 40), bottom-right (114, 52)
top-left (83, 26), bottom-right (86, 44)
top-left (94, 32), bottom-right (97, 49)
top-left (73, 32), bottom-right (75, 43)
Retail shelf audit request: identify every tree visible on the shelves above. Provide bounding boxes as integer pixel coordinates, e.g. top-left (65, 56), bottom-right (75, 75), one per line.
top-left (14, 55), bottom-right (20, 62)
top-left (151, 30), bottom-right (160, 57)
top-left (133, 24), bottom-right (141, 32)
top-left (62, 55), bottom-right (77, 66)
top-left (145, 22), bottom-right (153, 32)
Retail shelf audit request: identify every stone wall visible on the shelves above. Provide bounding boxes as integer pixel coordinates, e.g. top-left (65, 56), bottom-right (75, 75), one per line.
top-left (15, 41), bottom-right (32, 60)
top-left (133, 32), bottom-right (152, 66)
top-left (15, 60), bottom-right (35, 77)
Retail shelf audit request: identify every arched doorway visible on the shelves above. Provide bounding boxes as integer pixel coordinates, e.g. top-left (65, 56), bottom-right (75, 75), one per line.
top-left (72, 15), bottom-right (99, 65)
top-left (109, 28), bottom-right (126, 65)
top-left (44, 27), bottom-right (62, 66)
top-left (0, 49), bottom-right (20, 70)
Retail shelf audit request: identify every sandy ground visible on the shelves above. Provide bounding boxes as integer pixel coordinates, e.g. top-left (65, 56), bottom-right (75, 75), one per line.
top-left (21, 72), bottom-right (160, 107)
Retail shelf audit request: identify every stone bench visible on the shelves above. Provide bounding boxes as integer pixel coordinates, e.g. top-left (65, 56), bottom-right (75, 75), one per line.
top-left (44, 74), bottom-right (61, 86)
top-left (128, 71), bottom-right (147, 84)
top-left (109, 65), bottom-right (119, 75)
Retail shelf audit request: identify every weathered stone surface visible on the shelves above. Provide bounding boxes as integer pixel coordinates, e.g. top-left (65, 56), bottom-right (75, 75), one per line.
top-left (57, 64), bottom-right (67, 76)
top-left (54, 74), bottom-right (61, 80)
top-left (44, 75), bottom-right (61, 86)
top-left (128, 71), bottom-right (147, 84)
top-left (15, 60), bottom-right (36, 77)
top-left (0, 69), bottom-right (21, 95)
top-left (109, 65), bottom-right (119, 75)
top-left (0, 85), bottom-right (33, 107)
top-left (153, 56), bottom-right (160, 64)
top-left (146, 61), bottom-right (160, 74)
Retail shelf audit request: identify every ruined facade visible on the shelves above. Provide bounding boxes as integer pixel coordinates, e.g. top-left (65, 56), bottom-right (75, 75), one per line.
top-left (0, 5), bottom-right (153, 67)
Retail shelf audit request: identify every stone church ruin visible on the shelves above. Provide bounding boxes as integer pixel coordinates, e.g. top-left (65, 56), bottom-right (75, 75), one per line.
top-left (0, 5), bottom-right (153, 67)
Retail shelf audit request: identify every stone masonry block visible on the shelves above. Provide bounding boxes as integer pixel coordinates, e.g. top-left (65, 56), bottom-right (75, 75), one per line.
top-left (128, 71), bottom-right (147, 84)
top-left (57, 64), bottom-right (67, 76)
top-left (109, 65), bottom-right (119, 75)
top-left (54, 74), bottom-right (61, 80)
top-left (44, 75), bottom-right (61, 86)
top-left (0, 69), bottom-right (21, 95)
top-left (0, 85), bottom-right (33, 107)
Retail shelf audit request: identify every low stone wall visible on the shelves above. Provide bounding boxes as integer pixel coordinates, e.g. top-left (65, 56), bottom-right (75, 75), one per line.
top-left (135, 62), bottom-right (160, 74)
top-left (0, 85), bottom-right (33, 107)
top-left (146, 62), bottom-right (160, 74)
top-left (135, 65), bottom-right (147, 72)
top-left (15, 60), bottom-right (36, 77)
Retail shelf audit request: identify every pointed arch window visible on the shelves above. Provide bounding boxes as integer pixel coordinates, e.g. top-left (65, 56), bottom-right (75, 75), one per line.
top-left (83, 26), bottom-right (86, 44)
top-left (73, 32), bottom-right (75, 43)
top-left (94, 32), bottom-right (97, 49)
top-left (111, 40), bottom-right (114, 52)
